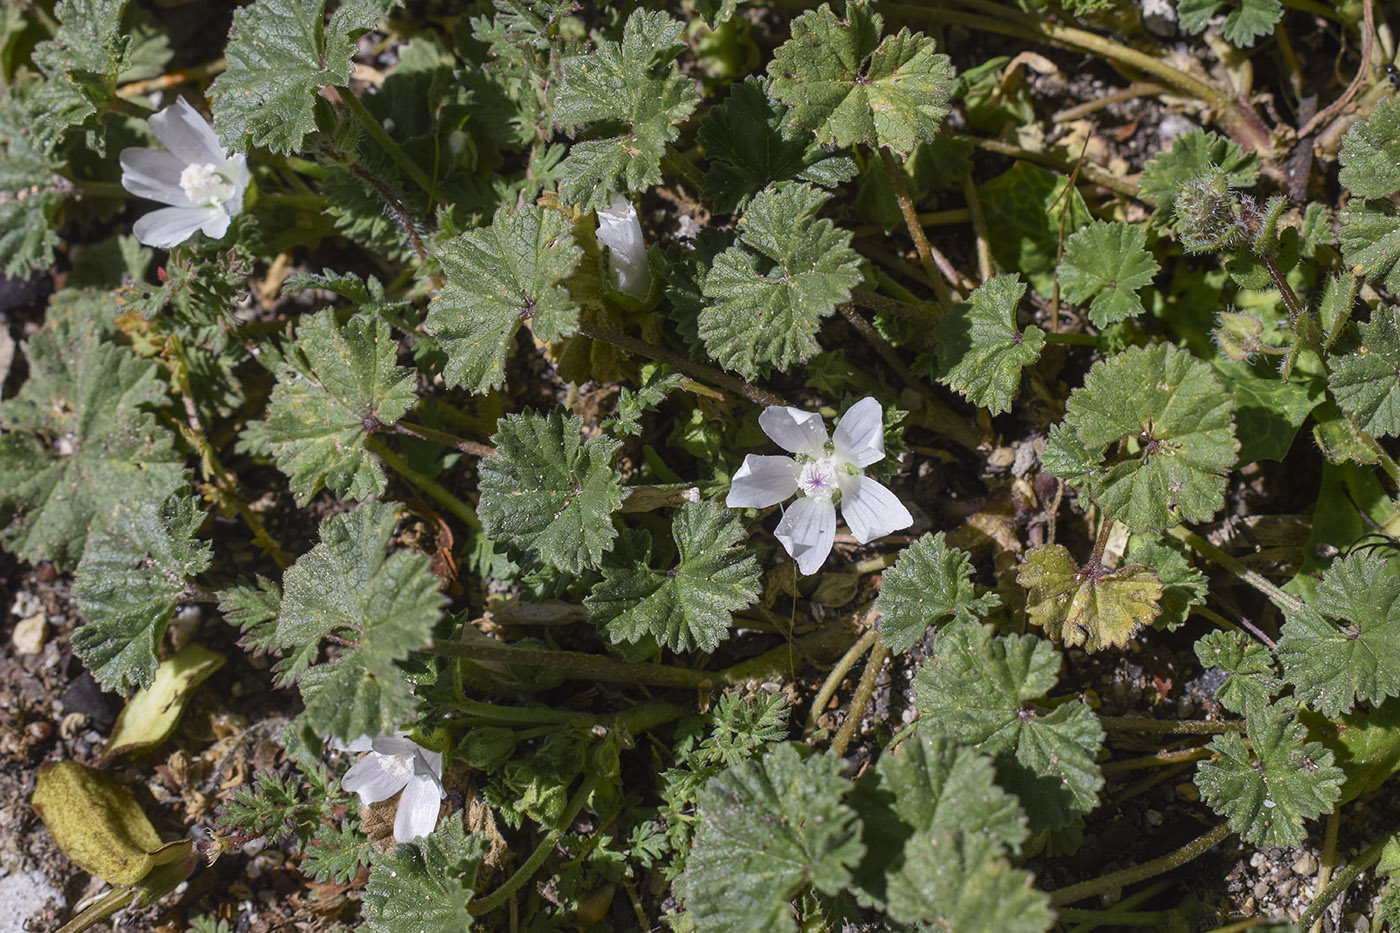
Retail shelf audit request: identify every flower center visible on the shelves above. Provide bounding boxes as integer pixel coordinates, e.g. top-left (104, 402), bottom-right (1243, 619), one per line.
top-left (179, 163), bottom-right (235, 206)
top-left (797, 455), bottom-right (840, 501)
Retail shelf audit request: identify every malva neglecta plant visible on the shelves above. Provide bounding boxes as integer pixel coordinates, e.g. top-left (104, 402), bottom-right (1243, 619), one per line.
top-left (9, 0), bottom-right (1400, 930)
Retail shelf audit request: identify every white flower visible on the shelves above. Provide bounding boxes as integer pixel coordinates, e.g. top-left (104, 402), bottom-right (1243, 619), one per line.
top-left (596, 193), bottom-right (652, 299)
top-left (726, 397), bottom-right (913, 575)
top-left (335, 732), bottom-right (445, 844)
top-left (119, 97), bottom-right (248, 248)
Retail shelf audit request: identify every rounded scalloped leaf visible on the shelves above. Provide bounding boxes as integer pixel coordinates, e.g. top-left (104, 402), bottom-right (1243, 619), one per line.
top-left (1059, 343), bottom-right (1239, 532)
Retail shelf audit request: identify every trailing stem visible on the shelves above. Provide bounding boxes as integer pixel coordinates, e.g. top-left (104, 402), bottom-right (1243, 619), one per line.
top-left (1298, 822), bottom-right (1400, 931)
top-left (339, 85), bottom-right (437, 199)
top-left (1168, 525), bottom-right (1306, 615)
top-left (365, 434), bottom-right (481, 530)
top-left (878, 147), bottom-right (955, 311)
top-left (806, 628), bottom-right (878, 731)
top-left (1048, 822), bottom-right (1234, 907)
top-left (830, 633), bottom-right (890, 757)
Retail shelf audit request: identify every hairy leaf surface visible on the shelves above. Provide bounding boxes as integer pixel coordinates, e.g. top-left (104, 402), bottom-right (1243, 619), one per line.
top-left (875, 532), bottom-right (1000, 653)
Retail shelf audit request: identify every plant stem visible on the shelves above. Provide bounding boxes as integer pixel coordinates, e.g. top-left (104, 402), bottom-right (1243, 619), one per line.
top-left (1298, 823), bottom-right (1399, 931)
top-left (879, 147), bottom-right (955, 311)
top-left (830, 634), bottom-right (889, 757)
top-left (950, 132), bottom-right (1143, 201)
top-left (960, 172), bottom-right (995, 283)
top-left (393, 420), bottom-right (496, 458)
top-left (851, 289), bottom-right (937, 326)
top-left (1102, 747), bottom-right (1212, 774)
top-left (807, 629), bottom-right (879, 731)
top-left (1053, 82), bottom-right (1168, 122)
top-left (339, 86), bottom-right (437, 199)
top-left (469, 772), bottom-right (604, 916)
top-left (577, 320), bottom-right (785, 407)
top-left (838, 303), bottom-right (923, 390)
top-left (661, 144), bottom-right (706, 193)
top-left (1310, 810), bottom-right (1342, 933)
top-left (1099, 716), bottom-right (1245, 734)
top-left (366, 435), bottom-right (481, 530)
top-left (434, 637), bottom-right (729, 689)
top-left (1167, 526), bottom-right (1306, 615)
top-left (345, 160), bottom-right (431, 267)
top-left (1048, 822), bottom-right (1234, 907)
top-left (70, 179), bottom-right (130, 199)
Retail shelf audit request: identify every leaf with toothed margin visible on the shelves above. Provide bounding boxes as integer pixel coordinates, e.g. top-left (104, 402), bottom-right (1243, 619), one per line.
top-left (425, 202), bottom-right (582, 393)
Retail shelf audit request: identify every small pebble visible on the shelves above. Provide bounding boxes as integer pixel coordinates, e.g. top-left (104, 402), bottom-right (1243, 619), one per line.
top-left (1252, 881), bottom-right (1269, 900)
top-left (1276, 878), bottom-right (1297, 900)
top-left (1250, 852), bottom-right (1267, 869)
top-left (12, 613), bottom-right (47, 654)
top-left (1144, 809), bottom-right (1164, 828)
top-left (1346, 914), bottom-right (1370, 933)
top-left (1292, 853), bottom-right (1318, 876)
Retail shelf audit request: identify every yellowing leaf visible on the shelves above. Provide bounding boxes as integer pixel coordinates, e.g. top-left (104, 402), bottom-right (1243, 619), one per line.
top-left (1017, 544), bottom-right (1162, 652)
top-left (32, 760), bottom-right (167, 885)
top-left (102, 644), bottom-right (226, 762)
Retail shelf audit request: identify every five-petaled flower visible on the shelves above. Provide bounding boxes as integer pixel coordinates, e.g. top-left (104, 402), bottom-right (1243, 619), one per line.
top-left (726, 397), bottom-right (912, 575)
top-left (335, 732), bottom-right (445, 844)
top-left (119, 97), bottom-right (248, 248)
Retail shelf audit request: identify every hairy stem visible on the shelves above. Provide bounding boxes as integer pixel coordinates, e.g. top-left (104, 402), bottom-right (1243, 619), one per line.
top-left (434, 637), bottom-right (729, 689)
top-left (578, 320), bottom-right (786, 407)
top-left (1099, 716), bottom-right (1245, 734)
top-left (1049, 822), bottom-right (1234, 907)
top-left (1298, 822), bottom-right (1399, 931)
top-left (830, 634), bottom-right (889, 757)
top-left (366, 435), bottom-right (481, 530)
top-left (960, 172), bottom-right (994, 283)
top-left (340, 85), bottom-right (437, 199)
top-left (1168, 526), bottom-right (1305, 615)
top-left (469, 772), bottom-right (603, 916)
top-left (393, 420), bottom-right (496, 458)
top-left (1101, 747), bottom-right (1213, 774)
top-left (807, 629), bottom-right (879, 731)
top-left (879, 146), bottom-right (955, 311)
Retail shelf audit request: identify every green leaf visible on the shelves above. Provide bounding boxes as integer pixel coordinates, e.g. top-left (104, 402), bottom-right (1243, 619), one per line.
top-left (71, 494), bottom-right (211, 693)
top-left (0, 298), bottom-right (184, 571)
top-left (1213, 357), bottom-right (1323, 465)
top-left (1179, 0), bottom-right (1283, 47)
top-left (243, 310), bottom-right (416, 504)
top-left (914, 623), bottom-right (1104, 831)
top-left (932, 274), bottom-right (1045, 416)
top-left (1125, 535), bottom-right (1208, 631)
top-left (1194, 630), bottom-right (1281, 715)
top-left (274, 501), bottom-right (448, 742)
top-left (1340, 198), bottom-right (1400, 293)
top-left (1139, 128), bottom-right (1257, 228)
top-left (1195, 701), bottom-right (1344, 848)
top-left (1017, 544), bottom-right (1162, 653)
top-left (848, 733), bottom-right (1030, 910)
top-left (209, 0), bottom-right (398, 153)
top-left (1059, 221), bottom-right (1159, 328)
top-left (425, 202), bottom-right (581, 393)
top-left (363, 819), bottom-right (485, 933)
top-left (1340, 97), bottom-right (1400, 198)
top-left (767, 0), bottom-right (953, 155)
top-left (884, 829), bottom-right (1054, 932)
top-left (1329, 305), bottom-right (1400, 438)
top-left (1277, 551), bottom-right (1400, 717)
top-left (1302, 697), bottom-right (1400, 805)
top-left (29, 0), bottom-right (129, 152)
top-left (977, 162), bottom-right (1091, 295)
top-left (219, 576), bottom-right (282, 655)
top-left (478, 410), bottom-right (625, 574)
top-left (586, 500), bottom-right (760, 654)
top-left (699, 77), bottom-right (858, 214)
top-left (602, 368), bottom-right (686, 438)
top-left (698, 183), bottom-right (863, 379)
top-left (875, 532), bottom-right (1000, 654)
top-left (680, 743), bottom-right (865, 933)
top-left (0, 81), bottom-right (65, 276)
top-left (552, 8), bottom-right (698, 209)
top-left (1045, 344), bottom-right (1239, 533)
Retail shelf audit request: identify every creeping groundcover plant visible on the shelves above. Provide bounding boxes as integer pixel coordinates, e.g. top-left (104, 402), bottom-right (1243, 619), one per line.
top-left (11, 0), bottom-right (1400, 930)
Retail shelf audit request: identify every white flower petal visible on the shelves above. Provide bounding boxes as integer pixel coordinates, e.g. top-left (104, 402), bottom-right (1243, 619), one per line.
top-left (199, 208), bottom-right (232, 239)
top-left (727, 455), bottom-right (800, 508)
top-left (415, 746), bottom-right (444, 780)
top-left (832, 397), bottom-right (885, 468)
top-left (393, 775), bottom-right (444, 843)
top-left (149, 96), bottom-right (227, 168)
top-left (120, 147), bottom-right (193, 206)
top-left (838, 474), bottom-right (912, 544)
top-left (369, 733), bottom-right (418, 757)
top-left (341, 756), bottom-right (411, 804)
top-left (221, 153), bottom-right (250, 214)
top-left (132, 205), bottom-right (220, 248)
top-left (759, 406), bottom-right (829, 455)
top-left (596, 194), bottom-right (651, 299)
top-left (774, 497), bottom-right (837, 575)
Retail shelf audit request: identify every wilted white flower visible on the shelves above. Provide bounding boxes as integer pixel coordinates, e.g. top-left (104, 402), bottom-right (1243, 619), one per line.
top-left (335, 732), bottom-right (445, 844)
top-left (119, 97), bottom-right (248, 248)
top-left (596, 193), bottom-right (652, 299)
top-left (726, 398), bottom-right (912, 575)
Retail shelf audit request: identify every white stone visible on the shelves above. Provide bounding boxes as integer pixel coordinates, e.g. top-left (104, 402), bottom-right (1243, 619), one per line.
top-left (0, 870), bottom-right (65, 931)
